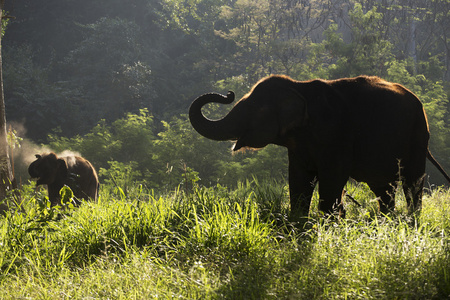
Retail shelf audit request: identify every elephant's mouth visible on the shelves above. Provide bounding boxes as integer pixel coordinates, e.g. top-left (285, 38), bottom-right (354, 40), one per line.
top-left (233, 132), bottom-right (272, 151)
top-left (233, 140), bottom-right (244, 151)
top-left (233, 139), bottom-right (258, 151)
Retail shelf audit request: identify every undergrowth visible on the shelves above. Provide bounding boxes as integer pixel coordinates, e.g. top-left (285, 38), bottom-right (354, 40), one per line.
top-left (0, 180), bottom-right (449, 299)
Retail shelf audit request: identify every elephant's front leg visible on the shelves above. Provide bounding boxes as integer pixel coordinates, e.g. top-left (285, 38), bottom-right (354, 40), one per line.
top-left (317, 174), bottom-right (349, 216)
top-left (47, 185), bottom-right (62, 207)
top-left (288, 150), bottom-right (316, 216)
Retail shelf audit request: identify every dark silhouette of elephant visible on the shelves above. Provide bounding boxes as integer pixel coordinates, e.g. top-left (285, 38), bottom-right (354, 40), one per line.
top-left (189, 75), bottom-right (450, 216)
top-left (28, 152), bottom-right (99, 206)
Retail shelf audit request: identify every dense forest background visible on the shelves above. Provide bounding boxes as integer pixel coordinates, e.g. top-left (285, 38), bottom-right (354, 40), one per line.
top-left (3, 0), bottom-right (450, 190)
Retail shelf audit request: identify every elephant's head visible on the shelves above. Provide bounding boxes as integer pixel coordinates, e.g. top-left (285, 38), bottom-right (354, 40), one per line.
top-left (189, 75), bottom-right (308, 150)
top-left (28, 153), bottom-right (68, 186)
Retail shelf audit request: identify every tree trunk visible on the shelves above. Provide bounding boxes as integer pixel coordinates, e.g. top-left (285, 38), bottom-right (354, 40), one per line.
top-left (408, 17), bottom-right (417, 74)
top-left (0, 0), bottom-right (16, 202)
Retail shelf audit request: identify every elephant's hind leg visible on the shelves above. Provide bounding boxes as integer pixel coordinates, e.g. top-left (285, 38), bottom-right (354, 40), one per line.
top-left (370, 184), bottom-right (397, 214)
top-left (402, 174), bottom-right (426, 213)
top-left (317, 177), bottom-right (348, 216)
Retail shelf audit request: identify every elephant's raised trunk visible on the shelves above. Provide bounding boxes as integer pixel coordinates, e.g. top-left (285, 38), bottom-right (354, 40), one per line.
top-left (189, 91), bottom-right (241, 141)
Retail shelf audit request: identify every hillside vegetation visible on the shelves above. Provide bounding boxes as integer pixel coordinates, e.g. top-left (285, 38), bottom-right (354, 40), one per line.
top-left (3, 0), bottom-right (450, 189)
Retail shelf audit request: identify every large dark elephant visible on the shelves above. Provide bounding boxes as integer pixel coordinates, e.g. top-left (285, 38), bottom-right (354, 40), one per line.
top-left (28, 152), bottom-right (99, 206)
top-left (189, 75), bottom-right (450, 216)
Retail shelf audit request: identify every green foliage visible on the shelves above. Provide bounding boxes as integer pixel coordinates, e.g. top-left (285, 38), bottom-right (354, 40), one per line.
top-left (3, 45), bottom-right (76, 141)
top-left (1, 11), bottom-right (8, 38)
top-left (318, 4), bottom-right (395, 78)
top-left (154, 115), bottom-right (229, 189)
top-left (60, 17), bottom-right (154, 124)
top-left (99, 161), bottom-right (142, 198)
top-left (48, 108), bottom-right (157, 181)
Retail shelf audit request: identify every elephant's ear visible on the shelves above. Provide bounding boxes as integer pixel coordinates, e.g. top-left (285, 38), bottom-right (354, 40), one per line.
top-left (56, 158), bottom-right (69, 179)
top-left (278, 88), bottom-right (308, 136)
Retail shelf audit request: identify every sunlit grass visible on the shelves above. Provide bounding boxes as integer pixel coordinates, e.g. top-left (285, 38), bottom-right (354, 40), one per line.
top-left (0, 181), bottom-right (449, 299)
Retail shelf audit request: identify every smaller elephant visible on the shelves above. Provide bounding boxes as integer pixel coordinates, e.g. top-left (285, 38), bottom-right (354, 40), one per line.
top-left (28, 152), bottom-right (99, 206)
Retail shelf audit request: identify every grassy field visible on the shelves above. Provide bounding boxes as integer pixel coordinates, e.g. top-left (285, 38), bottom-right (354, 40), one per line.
top-left (0, 180), bottom-right (449, 299)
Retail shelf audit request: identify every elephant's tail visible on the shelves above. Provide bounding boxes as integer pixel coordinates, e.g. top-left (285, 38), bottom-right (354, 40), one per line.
top-left (427, 150), bottom-right (450, 183)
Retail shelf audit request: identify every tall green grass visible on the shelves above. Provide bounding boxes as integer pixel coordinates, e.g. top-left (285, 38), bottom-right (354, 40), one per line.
top-left (0, 181), bottom-right (449, 299)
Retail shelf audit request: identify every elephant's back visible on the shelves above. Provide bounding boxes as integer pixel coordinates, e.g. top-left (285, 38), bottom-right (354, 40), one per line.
top-left (64, 156), bottom-right (99, 200)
